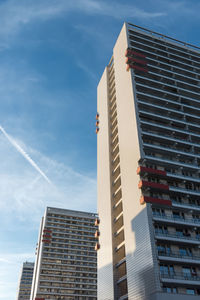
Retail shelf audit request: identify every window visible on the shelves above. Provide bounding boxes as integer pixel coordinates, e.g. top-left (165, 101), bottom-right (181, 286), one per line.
top-left (157, 244), bottom-right (171, 255)
top-left (186, 289), bottom-right (195, 295)
top-left (163, 287), bottom-right (177, 293)
top-left (179, 247), bottom-right (192, 257)
top-left (173, 211), bottom-right (184, 220)
top-left (155, 225), bottom-right (168, 234)
top-left (160, 264), bottom-right (174, 276)
top-left (152, 208), bottom-right (165, 216)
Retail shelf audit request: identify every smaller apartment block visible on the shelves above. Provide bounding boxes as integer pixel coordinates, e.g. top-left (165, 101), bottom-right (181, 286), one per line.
top-left (17, 261), bottom-right (34, 300)
top-left (30, 207), bottom-right (97, 300)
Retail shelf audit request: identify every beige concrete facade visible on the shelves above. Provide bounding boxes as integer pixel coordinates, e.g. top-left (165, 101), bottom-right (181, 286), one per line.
top-left (97, 67), bottom-right (114, 300)
top-left (97, 22), bottom-right (200, 299)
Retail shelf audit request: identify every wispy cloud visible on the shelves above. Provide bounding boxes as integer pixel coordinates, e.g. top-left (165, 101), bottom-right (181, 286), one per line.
top-left (0, 251), bottom-right (35, 300)
top-left (0, 126), bottom-right (51, 184)
top-left (0, 133), bottom-right (96, 223)
top-left (0, 131), bottom-right (96, 299)
top-left (0, 0), bottom-right (166, 40)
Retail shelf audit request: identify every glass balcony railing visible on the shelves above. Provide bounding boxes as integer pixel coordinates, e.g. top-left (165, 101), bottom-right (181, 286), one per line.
top-left (158, 250), bottom-right (200, 261)
top-left (155, 232), bottom-right (200, 243)
top-left (160, 272), bottom-right (200, 282)
top-left (172, 200), bottom-right (200, 211)
top-left (153, 213), bottom-right (200, 226)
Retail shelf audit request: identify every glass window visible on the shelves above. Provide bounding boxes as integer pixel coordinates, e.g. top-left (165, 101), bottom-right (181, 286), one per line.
top-left (179, 248), bottom-right (187, 256)
top-left (186, 289), bottom-right (195, 295)
top-left (183, 267), bottom-right (191, 278)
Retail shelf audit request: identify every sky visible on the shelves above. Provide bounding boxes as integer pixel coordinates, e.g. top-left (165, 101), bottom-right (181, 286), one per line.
top-left (0, 0), bottom-right (200, 298)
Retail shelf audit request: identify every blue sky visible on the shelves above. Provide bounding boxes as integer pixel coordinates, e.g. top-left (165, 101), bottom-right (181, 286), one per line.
top-left (0, 0), bottom-right (200, 298)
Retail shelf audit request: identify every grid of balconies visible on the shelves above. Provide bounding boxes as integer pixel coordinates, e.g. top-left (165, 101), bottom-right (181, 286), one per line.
top-left (129, 24), bottom-right (200, 296)
top-left (33, 211), bottom-right (97, 300)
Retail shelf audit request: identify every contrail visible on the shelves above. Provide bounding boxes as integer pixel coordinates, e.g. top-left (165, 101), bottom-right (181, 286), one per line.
top-left (0, 125), bottom-right (51, 184)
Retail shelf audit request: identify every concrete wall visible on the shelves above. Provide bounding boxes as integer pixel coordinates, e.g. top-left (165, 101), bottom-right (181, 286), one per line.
top-left (97, 68), bottom-right (114, 300)
top-left (113, 23), bottom-right (157, 299)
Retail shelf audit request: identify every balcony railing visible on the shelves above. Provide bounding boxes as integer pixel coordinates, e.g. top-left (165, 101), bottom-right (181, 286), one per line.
top-left (160, 272), bottom-right (200, 282)
top-left (155, 232), bottom-right (200, 243)
top-left (158, 250), bottom-right (200, 262)
top-left (172, 200), bottom-right (200, 211)
top-left (153, 213), bottom-right (200, 226)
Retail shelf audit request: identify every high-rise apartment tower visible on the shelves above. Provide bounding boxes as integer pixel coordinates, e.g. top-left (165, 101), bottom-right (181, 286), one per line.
top-left (17, 261), bottom-right (34, 300)
top-left (97, 23), bottom-right (200, 300)
top-left (30, 207), bottom-right (97, 300)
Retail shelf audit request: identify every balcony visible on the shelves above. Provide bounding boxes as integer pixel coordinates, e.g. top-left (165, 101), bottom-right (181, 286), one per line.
top-left (167, 172), bottom-right (200, 184)
top-left (143, 143), bottom-right (200, 161)
top-left (128, 33), bottom-right (200, 67)
top-left (155, 232), bottom-right (200, 245)
top-left (172, 200), bottom-right (200, 212)
top-left (144, 155), bottom-right (199, 171)
top-left (170, 183), bottom-right (200, 197)
top-left (141, 120), bottom-right (200, 141)
top-left (158, 250), bottom-right (200, 264)
top-left (142, 131), bottom-right (200, 151)
top-left (139, 109), bottom-right (199, 132)
top-left (153, 213), bottom-right (200, 227)
top-left (140, 195), bottom-right (171, 206)
top-left (137, 166), bottom-right (166, 176)
top-left (160, 272), bottom-right (200, 286)
top-left (138, 180), bottom-right (169, 191)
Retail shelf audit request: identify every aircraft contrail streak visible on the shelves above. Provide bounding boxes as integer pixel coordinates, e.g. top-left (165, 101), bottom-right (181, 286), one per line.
top-left (0, 125), bottom-right (51, 184)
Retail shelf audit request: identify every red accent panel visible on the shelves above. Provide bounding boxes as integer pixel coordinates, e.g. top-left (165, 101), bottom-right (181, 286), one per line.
top-left (95, 218), bottom-right (100, 226)
top-left (95, 230), bottom-right (100, 238)
top-left (95, 243), bottom-right (100, 251)
top-left (140, 196), bottom-right (172, 206)
top-left (138, 180), bottom-right (169, 190)
top-left (43, 229), bottom-right (52, 233)
top-left (35, 298), bottom-right (45, 300)
top-left (126, 57), bottom-right (147, 65)
top-left (42, 240), bottom-right (51, 243)
top-left (127, 64), bottom-right (148, 72)
top-left (137, 166), bottom-right (166, 176)
top-left (42, 234), bottom-right (52, 238)
top-left (125, 49), bottom-right (146, 58)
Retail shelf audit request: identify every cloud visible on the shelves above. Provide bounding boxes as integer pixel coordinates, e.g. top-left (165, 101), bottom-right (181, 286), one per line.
top-left (0, 126), bottom-right (51, 184)
top-left (0, 132), bottom-right (96, 225)
top-left (0, 131), bottom-right (96, 299)
top-left (77, 61), bottom-right (98, 81)
top-left (0, 252), bottom-right (35, 300)
top-left (0, 0), bottom-right (166, 40)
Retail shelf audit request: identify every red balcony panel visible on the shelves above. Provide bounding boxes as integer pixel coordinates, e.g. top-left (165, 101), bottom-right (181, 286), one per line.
top-left (95, 218), bottom-right (100, 226)
top-left (43, 229), bottom-right (52, 233)
top-left (127, 64), bottom-right (148, 73)
top-left (126, 57), bottom-right (147, 65)
top-left (125, 49), bottom-right (146, 58)
top-left (95, 230), bottom-right (100, 238)
top-left (42, 234), bottom-right (52, 238)
top-left (137, 166), bottom-right (166, 176)
top-left (42, 239), bottom-right (51, 243)
top-left (140, 196), bottom-right (172, 206)
top-left (138, 180), bottom-right (169, 190)
top-left (95, 243), bottom-right (100, 251)
top-left (35, 298), bottom-right (45, 300)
